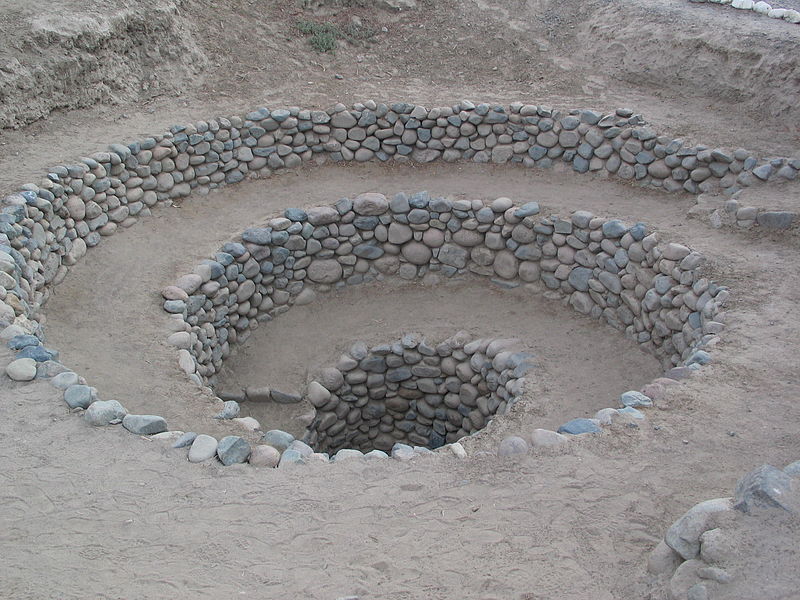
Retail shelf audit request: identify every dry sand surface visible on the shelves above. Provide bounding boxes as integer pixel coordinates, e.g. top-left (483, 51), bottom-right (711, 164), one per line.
top-left (1, 0), bottom-right (799, 599)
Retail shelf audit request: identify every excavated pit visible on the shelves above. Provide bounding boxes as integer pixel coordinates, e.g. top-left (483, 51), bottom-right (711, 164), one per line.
top-left (301, 333), bottom-right (531, 454)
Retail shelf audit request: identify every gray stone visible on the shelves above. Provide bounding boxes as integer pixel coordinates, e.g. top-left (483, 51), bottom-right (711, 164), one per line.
top-left (188, 434), bottom-right (218, 463)
top-left (7, 335), bottom-right (40, 350)
top-left (557, 418), bottom-right (601, 435)
top-left (598, 271), bottom-right (621, 294)
top-left (568, 267), bottom-right (593, 292)
top-left (306, 206), bottom-right (340, 226)
top-left (84, 400), bottom-right (127, 426)
top-left (752, 163), bottom-right (774, 180)
top-left (172, 431), bottom-right (198, 448)
top-left (217, 436), bottom-right (251, 465)
top-left (594, 408), bottom-right (619, 425)
top-left (331, 111), bottom-right (357, 128)
top-left (333, 448), bottom-right (364, 461)
top-left (493, 250), bottom-right (519, 279)
top-left (686, 350), bottom-right (711, 366)
top-left (364, 449), bottom-right (389, 460)
top-left (476, 207), bottom-right (495, 223)
top-left (618, 407), bottom-right (644, 420)
top-left (662, 243), bottom-right (691, 261)
top-left (214, 400), bottom-right (241, 419)
top-left (284, 207), bottom-right (307, 222)
top-left (6, 357), bottom-right (37, 381)
top-left (785, 461), bottom-right (800, 477)
top-left (669, 559), bottom-right (704, 600)
top-left (320, 366), bottom-right (346, 390)
top-left (699, 528), bottom-right (735, 564)
top-left (262, 429), bottom-right (295, 451)
top-left (733, 464), bottom-right (797, 513)
top-left (530, 429), bottom-right (569, 448)
top-left (307, 259), bottom-right (343, 283)
top-left (438, 244), bottom-right (469, 269)
top-left (51, 371), bottom-right (79, 389)
top-left (514, 202), bottom-right (540, 218)
top-left (757, 211), bottom-right (794, 229)
top-left (665, 498), bottom-right (734, 560)
top-left (353, 193), bottom-right (388, 216)
top-left (391, 442), bottom-right (416, 461)
top-left (401, 242), bottom-right (432, 265)
top-left (386, 367), bottom-right (412, 382)
top-left (353, 243), bottom-right (384, 260)
top-left (619, 391), bottom-right (653, 408)
top-left (697, 566), bottom-right (733, 584)
top-left (647, 540), bottom-right (683, 575)
top-left (270, 389), bottom-right (302, 403)
top-left (64, 384), bottom-right (94, 409)
top-left (245, 386), bottom-right (272, 402)
top-left (288, 440), bottom-right (314, 457)
top-left (407, 208), bottom-right (430, 224)
top-left (602, 220), bottom-right (628, 238)
top-left (122, 414), bottom-right (168, 435)
top-left (390, 193), bottom-right (411, 213)
top-left (241, 228), bottom-right (271, 245)
top-left (388, 222), bottom-right (413, 244)
top-left (307, 381), bottom-right (331, 407)
top-left (569, 291), bottom-right (593, 314)
top-left (687, 584), bottom-right (709, 600)
top-left (278, 448), bottom-right (305, 467)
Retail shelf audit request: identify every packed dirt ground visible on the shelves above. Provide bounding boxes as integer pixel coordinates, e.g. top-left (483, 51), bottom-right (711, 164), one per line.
top-left (0, 1), bottom-right (798, 599)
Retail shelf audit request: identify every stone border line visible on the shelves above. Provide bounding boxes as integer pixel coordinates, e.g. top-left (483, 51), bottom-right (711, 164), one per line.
top-left (689, 192), bottom-right (796, 231)
top-left (690, 0), bottom-right (800, 23)
top-left (1, 99), bottom-right (794, 469)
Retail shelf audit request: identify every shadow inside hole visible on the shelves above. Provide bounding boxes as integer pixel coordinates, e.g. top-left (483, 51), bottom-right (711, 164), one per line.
top-left (302, 333), bottom-right (532, 453)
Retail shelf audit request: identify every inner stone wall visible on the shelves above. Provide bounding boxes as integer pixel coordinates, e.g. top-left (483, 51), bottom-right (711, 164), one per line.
top-left (304, 334), bottom-right (531, 453)
top-left (164, 192), bottom-right (727, 402)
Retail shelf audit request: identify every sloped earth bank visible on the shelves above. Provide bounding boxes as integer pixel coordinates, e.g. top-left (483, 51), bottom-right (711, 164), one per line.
top-left (0, 0), bottom-right (798, 599)
top-left (3, 161), bottom-right (798, 599)
top-left (0, 0), bottom-right (206, 129)
top-left (0, 0), bottom-right (799, 158)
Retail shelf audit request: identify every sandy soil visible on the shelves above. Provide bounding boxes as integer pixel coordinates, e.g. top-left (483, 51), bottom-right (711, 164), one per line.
top-left (1, 0), bottom-right (799, 599)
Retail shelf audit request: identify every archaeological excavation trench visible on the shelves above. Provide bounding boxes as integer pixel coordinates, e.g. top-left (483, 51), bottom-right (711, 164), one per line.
top-left (4, 98), bottom-right (786, 466)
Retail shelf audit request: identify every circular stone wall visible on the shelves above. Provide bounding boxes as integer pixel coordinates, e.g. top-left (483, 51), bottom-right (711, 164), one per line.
top-left (303, 333), bottom-right (530, 453)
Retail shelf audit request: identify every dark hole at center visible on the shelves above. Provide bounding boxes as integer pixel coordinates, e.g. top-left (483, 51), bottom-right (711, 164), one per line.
top-left (301, 333), bottom-right (532, 454)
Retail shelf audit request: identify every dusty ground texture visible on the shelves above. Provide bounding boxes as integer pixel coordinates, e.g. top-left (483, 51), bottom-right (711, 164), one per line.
top-left (0, 1), bottom-right (799, 599)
